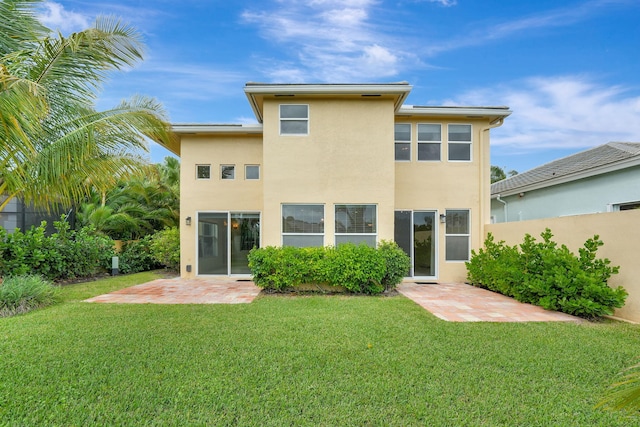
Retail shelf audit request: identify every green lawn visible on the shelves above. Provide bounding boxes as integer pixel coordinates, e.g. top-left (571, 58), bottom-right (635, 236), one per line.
top-left (1, 272), bottom-right (639, 426)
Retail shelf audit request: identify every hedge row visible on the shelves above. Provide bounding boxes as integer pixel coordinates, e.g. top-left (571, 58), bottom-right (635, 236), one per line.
top-left (466, 229), bottom-right (627, 319)
top-left (248, 241), bottom-right (410, 294)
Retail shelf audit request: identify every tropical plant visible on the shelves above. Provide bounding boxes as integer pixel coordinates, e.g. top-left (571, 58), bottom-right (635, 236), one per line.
top-left (0, 274), bottom-right (59, 317)
top-left (0, 0), bottom-right (176, 213)
top-left (598, 361), bottom-right (640, 412)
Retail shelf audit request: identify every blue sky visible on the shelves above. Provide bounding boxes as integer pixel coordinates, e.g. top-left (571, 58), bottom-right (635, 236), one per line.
top-left (37, 0), bottom-right (640, 173)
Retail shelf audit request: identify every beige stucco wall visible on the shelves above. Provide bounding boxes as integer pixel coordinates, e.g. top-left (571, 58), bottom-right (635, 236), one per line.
top-left (394, 119), bottom-right (493, 282)
top-left (180, 134), bottom-right (263, 277)
top-left (485, 209), bottom-right (640, 322)
top-left (261, 97), bottom-right (396, 247)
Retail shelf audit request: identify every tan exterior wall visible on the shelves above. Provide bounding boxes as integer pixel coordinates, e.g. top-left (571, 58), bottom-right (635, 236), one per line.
top-left (485, 209), bottom-right (640, 322)
top-left (394, 119), bottom-right (493, 282)
top-left (180, 134), bottom-right (263, 277)
top-left (262, 97), bottom-right (396, 247)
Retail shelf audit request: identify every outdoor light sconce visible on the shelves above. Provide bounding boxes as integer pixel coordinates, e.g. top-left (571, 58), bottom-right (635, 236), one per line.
top-left (439, 214), bottom-right (447, 224)
top-left (185, 216), bottom-right (192, 226)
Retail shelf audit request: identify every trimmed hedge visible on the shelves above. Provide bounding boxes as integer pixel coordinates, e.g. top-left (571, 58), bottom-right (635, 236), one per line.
top-left (466, 229), bottom-right (627, 319)
top-left (248, 241), bottom-right (410, 294)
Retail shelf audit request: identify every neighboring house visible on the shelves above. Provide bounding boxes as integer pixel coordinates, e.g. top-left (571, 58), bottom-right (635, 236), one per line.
top-left (173, 82), bottom-right (511, 282)
top-left (491, 142), bottom-right (640, 223)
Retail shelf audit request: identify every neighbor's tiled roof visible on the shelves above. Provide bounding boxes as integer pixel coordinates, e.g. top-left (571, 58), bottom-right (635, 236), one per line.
top-left (491, 142), bottom-right (640, 195)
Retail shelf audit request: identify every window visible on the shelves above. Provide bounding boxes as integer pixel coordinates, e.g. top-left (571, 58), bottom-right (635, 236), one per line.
top-left (245, 165), bottom-right (260, 180)
top-left (335, 204), bottom-right (377, 247)
top-left (417, 124), bottom-right (441, 161)
top-left (280, 104), bottom-right (309, 135)
top-left (196, 164), bottom-right (211, 179)
top-left (448, 124), bottom-right (472, 161)
top-left (221, 165), bottom-right (235, 180)
top-left (395, 123), bottom-right (411, 161)
top-left (445, 209), bottom-right (470, 261)
top-left (282, 204), bottom-right (324, 247)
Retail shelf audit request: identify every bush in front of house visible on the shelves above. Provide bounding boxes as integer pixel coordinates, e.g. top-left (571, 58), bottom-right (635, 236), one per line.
top-left (0, 275), bottom-right (60, 317)
top-left (119, 235), bottom-right (162, 274)
top-left (149, 227), bottom-right (180, 271)
top-left (466, 229), bottom-right (627, 319)
top-left (248, 241), bottom-right (410, 294)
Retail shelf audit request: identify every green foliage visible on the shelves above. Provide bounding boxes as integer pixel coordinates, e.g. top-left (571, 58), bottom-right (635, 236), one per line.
top-left (118, 236), bottom-right (161, 274)
top-left (0, 275), bottom-right (59, 317)
top-left (598, 360), bottom-right (640, 412)
top-left (149, 227), bottom-right (180, 270)
top-left (0, 216), bottom-right (115, 281)
top-left (466, 229), bottom-right (627, 319)
top-left (248, 242), bottom-right (410, 294)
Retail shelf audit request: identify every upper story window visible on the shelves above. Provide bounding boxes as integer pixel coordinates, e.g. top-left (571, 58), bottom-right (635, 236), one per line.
top-left (335, 204), bottom-right (377, 247)
top-left (280, 104), bottom-right (309, 135)
top-left (196, 164), bottom-right (211, 179)
top-left (448, 124), bottom-right (472, 161)
top-left (417, 124), bottom-right (441, 161)
top-left (394, 123), bottom-right (411, 161)
top-left (221, 165), bottom-right (235, 180)
top-left (245, 165), bottom-right (260, 180)
top-left (282, 204), bottom-right (324, 247)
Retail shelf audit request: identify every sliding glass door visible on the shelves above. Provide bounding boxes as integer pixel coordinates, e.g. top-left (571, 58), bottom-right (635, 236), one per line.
top-left (198, 212), bottom-right (260, 275)
top-left (394, 210), bottom-right (437, 278)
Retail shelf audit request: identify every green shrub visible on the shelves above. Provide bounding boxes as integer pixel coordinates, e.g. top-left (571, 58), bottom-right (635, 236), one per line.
top-left (119, 236), bottom-right (160, 274)
top-left (248, 242), bottom-right (410, 294)
top-left (0, 275), bottom-right (59, 317)
top-left (466, 229), bottom-right (627, 319)
top-left (149, 227), bottom-right (180, 270)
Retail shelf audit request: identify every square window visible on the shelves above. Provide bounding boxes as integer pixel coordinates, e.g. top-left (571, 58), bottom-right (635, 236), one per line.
top-left (395, 123), bottom-right (411, 161)
top-left (280, 105), bottom-right (309, 135)
top-left (282, 204), bottom-right (324, 247)
top-left (335, 204), bottom-right (377, 247)
top-left (221, 165), bottom-right (235, 180)
top-left (245, 165), bottom-right (260, 180)
top-left (196, 164), bottom-right (210, 179)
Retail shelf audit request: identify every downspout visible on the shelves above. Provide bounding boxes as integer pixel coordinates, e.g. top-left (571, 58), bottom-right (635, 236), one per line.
top-left (496, 194), bottom-right (508, 222)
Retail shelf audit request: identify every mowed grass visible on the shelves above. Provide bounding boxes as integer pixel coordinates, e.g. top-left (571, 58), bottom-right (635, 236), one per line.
top-left (1, 273), bottom-right (639, 425)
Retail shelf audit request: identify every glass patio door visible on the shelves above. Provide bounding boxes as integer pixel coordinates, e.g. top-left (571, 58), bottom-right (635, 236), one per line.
top-left (198, 212), bottom-right (260, 275)
top-left (394, 210), bottom-right (437, 278)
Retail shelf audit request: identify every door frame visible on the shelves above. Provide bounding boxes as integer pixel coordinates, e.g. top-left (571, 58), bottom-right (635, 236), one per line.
top-left (395, 209), bottom-right (439, 280)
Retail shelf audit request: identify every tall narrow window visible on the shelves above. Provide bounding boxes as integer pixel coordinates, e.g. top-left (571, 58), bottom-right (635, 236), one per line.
top-left (395, 123), bottom-right (411, 161)
top-left (280, 104), bottom-right (309, 135)
top-left (417, 124), bottom-right (441, 161)
top-left (282, 204), bottom-right (324, 247)
top-left (196, 164), bottom-right (211, 179)
top-left (445, 209), bottom-right (470, 261)
top-left (221, 165), bottom-right (235, 180)
top-left (448, 124), bottom-right (472, 161)
top-left (335, 204), bottom-right (377, 247)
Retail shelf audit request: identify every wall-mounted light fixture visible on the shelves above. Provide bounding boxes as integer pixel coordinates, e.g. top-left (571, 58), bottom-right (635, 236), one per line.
top-left (185, 216), bottom-right (192, 226)
top-left (439, 214), bottom-right (447, 224)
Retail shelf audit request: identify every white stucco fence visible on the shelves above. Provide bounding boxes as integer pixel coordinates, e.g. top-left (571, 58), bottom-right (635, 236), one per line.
top-left (485, 209), bottom-right (640, 323)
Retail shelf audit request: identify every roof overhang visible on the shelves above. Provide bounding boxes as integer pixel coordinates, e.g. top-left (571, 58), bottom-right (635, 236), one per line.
top-left (172, 123), bottom-right (263, 136)
top-left (244, 82), bottom-right (413, 123)
top-left (397, 106), bottom-right (512, 124)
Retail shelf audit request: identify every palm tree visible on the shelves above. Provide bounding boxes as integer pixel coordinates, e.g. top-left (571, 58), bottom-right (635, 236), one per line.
top-left (0, 0), bottom-right (176, 212)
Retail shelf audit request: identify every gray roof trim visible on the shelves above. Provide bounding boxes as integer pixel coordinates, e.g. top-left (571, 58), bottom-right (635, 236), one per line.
top-left (491, 142), bottom-right (640, 197)
top-left (397, 105), bottom-right (512, 119)
top-left (244, 82), bottom-right (413, 122)
top-left (172, 123), bottom-right (263, 135)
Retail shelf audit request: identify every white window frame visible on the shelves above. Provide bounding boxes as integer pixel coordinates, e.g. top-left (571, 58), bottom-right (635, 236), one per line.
top-left (445, 209), bottom-right (471, 262)
top-left (220, 165), bottom-right (235, 180)
top-left (417, 123), bottom-right (442, 162)
top-left (245, 164), bottom-right (260, 180)
top-left (447, 124), bottom-right (472, 162)
top-left (334, 204), bottom-right (377, 247)
top-left (279, 104), bottom-right (309, 136)
top-left (282, 204), bottom-right (324, 247)
top-left (395, 123), bottom-right (412, 162)
top-left (196, 164), bottom-right (211, 180)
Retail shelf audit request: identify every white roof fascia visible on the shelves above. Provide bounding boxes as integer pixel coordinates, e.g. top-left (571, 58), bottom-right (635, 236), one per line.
top-left (172, 123), bottom-right (263, 135)
top-left (491, 156), bottom-right (640, 198)
top-left (397, 106), bottom-right (512, 120)
top-left (244, 82), bottom-right (413, 122)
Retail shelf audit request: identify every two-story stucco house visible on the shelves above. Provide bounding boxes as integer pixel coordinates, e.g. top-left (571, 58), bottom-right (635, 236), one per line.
top-left (173, 82), bottom-right (511, 282)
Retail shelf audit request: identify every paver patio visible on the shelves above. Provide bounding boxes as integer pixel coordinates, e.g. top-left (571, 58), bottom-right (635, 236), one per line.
top-left (85, 277), bottom-right (581, 322)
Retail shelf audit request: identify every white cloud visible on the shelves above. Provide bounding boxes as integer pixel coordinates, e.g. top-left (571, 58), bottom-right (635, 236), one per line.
top-left (448, 76), bottom-right (640, 151)
top-left (242, 1), bottom-right (410, 81)
top-left (37, 2), bottom-right (90, 34)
